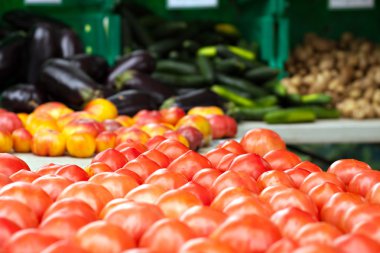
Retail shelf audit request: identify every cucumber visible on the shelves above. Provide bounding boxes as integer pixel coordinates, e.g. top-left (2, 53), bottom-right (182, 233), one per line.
top-left (245, 66), bottom-right (279, 83)
top-left (182, 40), bottom-right (200, 53)
top-left (197, 46), bottom-right (217, 57)
top-left (214, 57), bottom-right (246, 74)
top-left (216, 73), bottom-right (268, 98)
top-left (156, 60), bottom-right (197, 75)
top-left (265, 80), bottom-right (287, 97)
top-left (196, 55), bottom-right (214, 82)
top-left (299, 106), bottom-right (340, 119)
top-left (153, 21), bottom-right (188, 39)
top-left (264, 108), bottom-right (316, 124)
top-left (227, 106), bottom-right (280, 121)
top-left (228, 46), bottom-right (255, 61)
top-left (148, 38), bottom-right (181, 57)
top-left (256, 95), bottom-right (278, 107)
top-left (211, 85), bottom-right (255, 107)
top-left (301, 93), bottom-right (332, 105)
top-left (152, 72), bottom-right (207, 87)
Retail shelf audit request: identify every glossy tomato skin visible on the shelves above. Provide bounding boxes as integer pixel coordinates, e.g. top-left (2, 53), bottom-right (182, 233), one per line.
top-left (155, 139), bottom-right (190, 161)
top-left (92, 148), bottom-right (128, 171)
top-left (341, 203), bottom-right (380, 232)
top-left (228, 153), bottom-right (271, 180)
top-left (192, 168), bottom-right (222, 191)
top-left (144, 169), bottom-right (188, 191)
top-left (121, 155), bottom-right (161, 181)
top-left (284, 168), bottom-right (311, 188)
top-left (205, 148), bottom-right (231, 168)
top-left (125, 184), bottom-right (165, 204)
top-left (55, 164), bottom-right (89, 182)
top-left (211, 187), bottom-right (257, 211)
top-left (179, 182), bottom-right (212, 205)
top-left (89, 172), bottom-right (139, 198)
top-left (292, 161), bottom-right (322, 173)
top-left (334, 233), bottom-right (380, 253)
top-left (307, 182), bottom-right (344, 211)
top-left (263, 149), bottom-right (302, 171)
top-left (216, 153), bottom-right (238, 172)
top-left (0, 217), bottom-right (20, 248)
top-left (259, 185), bottom-right (292, 204)
top-left (327, 159), bottom-right (371, 185)
top-left (0, 198), bottom-right (39, 229)
top-left (217, 139), bottom-right (246, 155)
top-left (179, 238), bottom-right (233, 253)
top-left (9, 169), bottom-right (40, 183)
top-left (240, 128), bottom-right (286, 156)
top-left (99, 198), bottom-right (131, 219)
top-left (40, 240), bottom-right (87, 253)
top-left (0, 153), bottom-right (30, 177)
top-left (257, 170), bottom-right (296, 191)
top-left (32, 175), bottom-right (73, 200)
top-left (293, 222), bottom-right (342, 246)
top-left (0, 172), bottom-right (12, 188)
top-left (291, 244), bottom-right (338, 253)
top-left (223, 195), bottom-right (273, 218)
top-left (142, 149), bottom-right (170, 168)
top-left (211, 171), bottom-right (259, 197)
top-left (351, 216), bottom-right (380, 243)
top-left (266, 238), bottom-right (298, 253)
top-left (348, 170), bottom-right (380, 197)
top-left (299, 172), bottom-right (345, 193)
top-left (42, 198), bottom-right (97, 222)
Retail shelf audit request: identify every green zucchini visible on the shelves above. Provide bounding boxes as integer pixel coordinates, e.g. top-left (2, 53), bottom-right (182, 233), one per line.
top-left (152, 72), bottom-right (207, 87)
top-left (245, 66), bottom-right (279, 83)
top-left (148, 38), bottom-right (181, 57)
top-left (227, 106), bottom-right (280, 121)
top-left (197, 46), bottom-right (217, 57)
top-left (265, 81), bottom-right (287, 97)
top-left (299, 106), bottom-right (340, 119)
top-left (264, 108), bottom-right (316, 124)
top-left (211, 85), bottom-right (255, 107)
top-left (156, 60), bottom-right (197, 75)
top-left (301, 93), bottom-right (332, 105)
top-left (214, 57), bottom-right (246, 74)
top-left (256, 95), bottom-right (278, 107)
top-left (196, 55), bottom-right (214, 82)
top-left (227, 46), bottom-right (255, 61)
top-left (216, 73), bottom-right (268, 98)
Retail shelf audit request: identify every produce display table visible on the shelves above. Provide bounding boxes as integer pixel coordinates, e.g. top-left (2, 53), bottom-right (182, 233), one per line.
top-left (15, 154), bottom-right (92, 171)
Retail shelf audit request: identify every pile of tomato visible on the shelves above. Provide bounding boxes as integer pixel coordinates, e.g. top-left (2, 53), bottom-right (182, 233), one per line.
top-left (1, 127), bottom-right (380, 253)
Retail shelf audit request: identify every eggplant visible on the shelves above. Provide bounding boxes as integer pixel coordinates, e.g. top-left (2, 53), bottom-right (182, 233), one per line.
top-left (107, 89), bottom-right (160, 116)
top-left (1, 84), bottom-right (45, 113)
top-left (39, 59), bottom-right (104, 108)
top-left (112, 70), bottom-right (174, 103)
top-left (108, 50), bottom-right (156, 85)
top-left (27, 23), bottom-right (60, 84)
top-left (0, 32), bottom-right (27, 86)
top-left (57, 28), bottom-right (84, 58)
top-left (66, 54), bottom-right (109, 84)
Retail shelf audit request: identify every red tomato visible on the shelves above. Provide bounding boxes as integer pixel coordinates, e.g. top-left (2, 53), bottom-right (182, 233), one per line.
top-left (327, 159), bottom-right (372, 185)
top-left (205, 148), bottom-right (231, 168)
top-left (167, 150), bottom-right (212, 180)
top-left (89, 172), bottom-right (139, 198)
top-left (121, 155), bottom-right (161, 181)
top-left (0, 153), bottom-right (30, 177)
top-left (291, 244), bottom-right (338, 253)
top-left (342, 203), bottom-right (380, 232)
top-left (155, 139), bottom-right (190, 161)
top-left (43, 198), bottom-right (97, 222)
top-left (156, 189), bottom-right (202, 218)
top-left (75, 220), bottom-right (135, 253)
top-left (84, 162), bottom-right (114, 177)
top-left (284, 168), bottom-right (311, 188)
top-left (40, 240), bottom-right (87, 253)
top-left (57, 182), bottom-right (113, 216)
top-left (367, 182), bottom-right (380, 204)
top-left (300, 172), bottom-right (345, 193)
top-left (211, 214), bottom-right (281, 253)
top-left (217, 139), bottom-right (246, 154)
top-left (144, 168), bottom-right (188, 190)
top-left (223, 195), bottom-right (273, 218)
top-left (308, 182), bottom-right (344, 210)
top-left (216, 153), bottom-right (239, 172)
top-left (145, 135), bottom-right (167, 150)
top-left (348, 170), bottom-right (380, 197)
top-left (3, 228), bottom-right (58, 253)
top-left (179, 238), bottom-right (233, 253)
top-left (105, 201), bottom-right (164, 243)
top-left (115, 168), bottom-right (143, 184)
top-left (37, 163), bottom-right (63, 176)
top-left (257, 170), bottom-right (296, 191)
top-left (0, 182), bottom-right (53, 220)
top-left (92, 148), bottom-right (128, 171)
top-left (160, 107), bottom-right (185, 125)
top-left (125, 184), bottom-right (165, 204)
top-left (352, 216), bottom-right (380, 243)
top-left (32, 175), bottom-right (73, 200)
top-left (334, 233), bottom-right (380, 253)
top-left (240, 128), bottom-right (286, 156)
top-left (294, 222), bottom-right (342, 246)
top-left (9, 169), bottom-right (40, 183)
top-left (192, 168), bottom-right (222, 190)
top-left (139, 218), bottom-right (195, 252)
top-left (0, 111), bottom-right (23, 133)
top-left (115, 140), bottom-right (147, 154)
top-left (121, 249), bottom-right (154, 253)
top-left (179, 181), bottom-right (212, 205)
top-left (270, 207), bottom-right (317, 239)
top-left (211, 187), bottom-right (256, 211)
top-left (228, 153), bottom-right (271, 180)
top-left (55, 164), bottom-right (89, 182)
top-left (39, 214), bottom-right (92, 240)
top-left (292, 161), bottom-right (322, 173)
top-left (0, 198), bottom-right (39, 228)
top-left (211, 171), bottom-right (259, 197)
top-left (143, 149), bottom-right (170, 168)
top-left (264, 149), bottom-right (302, 171)
top-left (0, 217), bottom-right (20, 248)
top-left (259, 185), bottom-right (291, 203)
top-left (320, 192), bottom-right (365, 230)
top-left (119, 147), bottom-right (141, 162)
top-left (269, 188), bottom-right (318, 218)
top-left (180, 206), bottom-right (227, 237)
top-left (266, 238), bottom-right (298, 253)
top-left (0, 172), bottom-right (12, 188)
top-left (99, 198), bottom-right (131, 219)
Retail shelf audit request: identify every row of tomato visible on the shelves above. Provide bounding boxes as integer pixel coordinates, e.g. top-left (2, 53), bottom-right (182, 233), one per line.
top-left (0, 99), bottom-right (237, 157)
top-left (0, 128), bottom-right (380, 252)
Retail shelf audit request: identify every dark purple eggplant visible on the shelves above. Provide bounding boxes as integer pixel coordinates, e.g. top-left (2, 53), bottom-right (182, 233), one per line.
top-left (39, 59), bottom-right (103, 108)
top-left (1, 84), bottom-right (45, 113)
top-left (27, 23), bottom-right (60, 84)
top-left (107, 89), bottom-right (160, 116)
top-left (66, 54), bottom-right (109, 84)
top-left (107, 50), bottom-right (156, 86)
top-left (57, 28), bottom-right (84, 58)
top-left (112, 70), bottom-right (174, 103)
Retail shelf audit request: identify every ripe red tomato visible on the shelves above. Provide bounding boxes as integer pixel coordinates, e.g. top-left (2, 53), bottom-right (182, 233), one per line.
top-left (0, 217), bottom-right (20, 248)
top-left (144, 169), bottom-right (188, 190)
top-left (155, 139), bottom-right (190, 161)
top-left (351, 216), bottom-right (380, 243)
top-left (36, 163), bottom-right (63, 176)
top-left (179, 238), bottom-right (233, 253)
top-left (240, 128), bottom-right (286, 156)
top-left (84, 162), bottom-right (114, 177)
top-left (216, 153), bottom-right (238, 172)
top-left (139, 218), bottom-right (195, 252)
top-left (266, 238), bottom-right (298, 253)
top-left (180, 206), bottom-right (227, 237)
top-left (263, 149), bottom-right (302, 171)
top-left (40, 240), bottom-right (87, 253)
top-left (125, 184), bottom-right (165, 204)
top-left (211, 214), bottom-right (281, 253)
top-left (42, 198), bottom-right (97, 222)
top-left (0, 182), bottom-right (53, 220)
top-left (92, 148), bottom-right (128, 171)
top-left (121, 155), bottom-right (161, 181)
top-left (75, 220), bottom-right (135, 253)
top-left (341, 203), bottom-right (380, 232)
top-left (0, 153), bottom-right (30, 177)
top-left (156, 189), bottom-right (203, 218)
top-left (55, 164), bottom-right (89, 182)
top-left (217, 139), bottom-right (246, 155)
top-left (145, 135), bottom-right (167, 150)
top-left (257, 170), bottom-right (296, 191)
top-left (327, 159), bottom-right (371, 185)
top-left (121, 249), bottom-right (153, 253)
top-left (99, 198), bottom-right (131, 219)
top-left (348, 170), bottom-right (380, 197)
top-left (223, 195), bottom-right (273, 218)
top-left (211, 171), bottom-right (259, 197)
top-left (367, 182), bottom-right (380, 204)
top-left (3, 228), bottom-right (58, 253)
top-left (292, 161), bottom-right (322, 173)
top-left (0, 172), bottom-right (12, 188)
top-left (32, 175), bottom-right (73, 200)
top-left (270, 207), bottom-right (317, 239)
top-left (228, 153), bottom-right (271, 180)
top-left (89, 172), bottom-right (139, 198)
top-left (160, 107), bottom-right (185, 126)
top-left (294, 222), bottom-right (342, 246)
top-left (119, 147), bottom-right (141, 162)
top-left (284, 168), bottom-right (311, 188)
top-left (0, 111), bottom-right (23, 133)
top-left (115, 140), bottom-right (147, 154)
top-left (211, 187), bottom-right (257, 211)
top-left (334, 233), bottom-right (380, 253)
top-left (291, 244), bottom-right (338, 253)
top-left (307, 182), bottom-right (344, 210)
top-left (179, 181), bottom-right (212, 205)
top-left (9, 169), bottom-right (40, 183)
top-left (205, 148), bottom-right (231, 168)
top-left (57, 181), bottom-right (113, 216)
top-left (192, 168), bottom-right (222, 190)
top-left (0, 198), bottom-right (39, 228)
top-left (300, 172), bottom-right (345, 193)
top-left (167, 150), bottom-right (213, 180)
top-left (104, 201), bottom-right (164, 243)
top-left (259, 185), bottom-right (291, 203)
top-left (143, 149), bottom-right (170, 168)
top-left (115, 168), bottom-right (143, 184)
